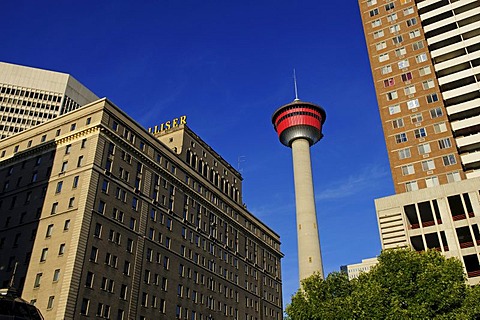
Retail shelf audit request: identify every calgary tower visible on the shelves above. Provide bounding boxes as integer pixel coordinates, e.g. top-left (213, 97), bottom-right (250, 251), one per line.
top-left (271, 80), bottom-right (326, 282)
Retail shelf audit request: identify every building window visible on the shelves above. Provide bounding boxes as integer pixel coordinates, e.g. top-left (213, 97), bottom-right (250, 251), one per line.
top-left (430, 107), bottom-right (443, 118)
top-left (398, 59), bottom-right (409, 69)
top-left (401, 164), bottom-right (415, 176)
top-left (46, 224), bottom-right (53, 238)
top-left (438, 138), bottom-right (451, 149)
top-left (127, 238), bottom-right (134, 253)
top-left (419, 66), bottom-right (431, 76)
top-left (404, 85), bottom-right (416, 95)
top-left (386, 91), bottom-right (398, 101)
top-left (398, 148), bottom-right (411, 160)
top-left (51, 202), bottom-right (58, 214)
top-left (40, 248), bottom-right (48, 262)
top-left (367, 0), bottom-right (377, 5)
top-left (410, 113), bottom-right (423, 124)
top-left (395, 133), bottom-right (407, 143)
top-left (414, 128), bottom-right (427, 138)
top-left (124, 261), bottom-right (131, 275)
top-left (90, 246), bottom-right (98, 262)
top-left (395, 47), bottom-right (407, 57)
top-left (422, 79), bottom-right (435, 89)
top-left (47, 296), bottom-right (54, 309)
top-left (61, 161), bottom-right (68, 173)
top-left (56, 181), bottom-right (63, 193)
top-left (433, 122), bottom-right (447, 133)
top-left (407, 99), bottom-right (419, 110)
top-left (372, 19), bottom-right (382, 28)
top-left (392, 118), bottom-right (404, 129)
top-left (401, 72), bottom-right (412, 82)
top-left (80, 299), bottom-right (90, 315)
top-left (34, 273), bottom-right (42, 288)
top-left (77, 156), bottom-right (84, 167)
top-left (376, 41), bottom-right (387, 51)
top-left (387, 13), bottom-right (398, 22)
top-left (129, 218), bottom-right (136, 230)
top-left (406, 17), bottom-right (417, 27)
top-left (73, 176), bottom-right (79, 188)
top-left (385, 2), bottom-right (394, 10)
top-left (70, 123), bottom-right (76, 131)
top-left (388, 104), bottom-right (401, 115)
top-left (53, 269), bottom-right (60, 282)
top-left (426, 93), bottom-right (439, 103)
top-left (421, 160), bottom-right (435, 171)
top-left (383, 77), bottom-right (395, 87)
top-left (65, 144), bottom-right (71, 154)
top-left (405, 181), bottom-right (418, 192)
top-left (98, 201), bottom-right (106, 214)
top-left (418, 143), bottom-right (431, 155)
top-left (373, 30), bottom-right (384, 39)
top-left (68, 197), bottom-right (75, 208)
top-left (381, 65), bottom-right (392, 74)
top-left (443, 155), bottom-right (456, 166)
top-left (132, 197), bottom-right (138, 211)
top-left (389, 24), bottom-right (400, 33)
top-left (94, 223), bottom-right (102, 238)
top-left (409, 29), bottom-right (421, 39)
top-left (379, 53), bottom-right (390, 62)
top-left (102, 180), bottom-right (109, 193)
top-left (446, 171), bottom-right (461, 183)
top-left (404, 7), bottom-right (414, 15)
top-left (425, 176), bottom-right (439, 188)
top-left (369, 8), bottom-right (379, 17)
top-left (416, 53), bottom-right (428, 63)
top-left (392, 35), bottom-right (403, 45)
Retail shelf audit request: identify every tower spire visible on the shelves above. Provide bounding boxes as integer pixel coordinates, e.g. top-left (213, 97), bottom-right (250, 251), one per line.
top-left (293, 69), bottom-right (300, 101)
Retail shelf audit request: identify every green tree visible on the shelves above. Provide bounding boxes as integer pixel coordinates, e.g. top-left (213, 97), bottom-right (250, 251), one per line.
top-left (286, 248), bottom-right (477, 320)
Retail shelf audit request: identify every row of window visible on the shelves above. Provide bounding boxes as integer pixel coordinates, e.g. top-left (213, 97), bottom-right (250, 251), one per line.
top-left (394, 122), bottom-right (448, 144)
top-left (391, 107), bottom-right (443, 129)
top-left (0, 85), bottom-right (63, 102)
top-left (388, 93), bottom-right (439, 116)
top-left (405, 171), bottom-right (461, 191)
top-left (376, 29), bottom-right (421, 52)
top-left (400, 154), bottom-right (458, 176)
top-left (370, 6), bottom-right (415, 28)
top-left (397, 137), bottom-right (452, 160)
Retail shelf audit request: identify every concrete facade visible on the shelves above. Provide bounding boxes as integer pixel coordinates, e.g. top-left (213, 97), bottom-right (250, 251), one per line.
top-left (0, 62), bottom-right (98, 139)
top-left (375, 178), bottom-right (480, 285)
top-left (0, 98), bottom-right (283, 319)
top-left (341, 257), bottom-right (379, 280)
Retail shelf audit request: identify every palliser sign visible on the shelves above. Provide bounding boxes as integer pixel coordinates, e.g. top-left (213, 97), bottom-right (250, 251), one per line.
top-left (148, 115), bottom-right (187, 134)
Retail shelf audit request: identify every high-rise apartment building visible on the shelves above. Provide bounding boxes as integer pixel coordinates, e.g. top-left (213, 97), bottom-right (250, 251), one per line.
top-left (0, 62), bottom-right (98, 139)
top-left (359, 0), bottom-right (480, 194)
top-left (359, 0), bottom-right (480, 285)
top-left (0, 98), bottom-right (283, 319)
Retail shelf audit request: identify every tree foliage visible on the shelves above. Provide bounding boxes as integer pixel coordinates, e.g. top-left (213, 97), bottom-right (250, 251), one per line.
top-left (285, 248), bottom-right (480, 320)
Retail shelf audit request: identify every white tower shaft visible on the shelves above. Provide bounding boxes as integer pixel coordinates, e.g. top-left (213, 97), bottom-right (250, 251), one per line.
top-left (291, 138), bottom-right (324, 281)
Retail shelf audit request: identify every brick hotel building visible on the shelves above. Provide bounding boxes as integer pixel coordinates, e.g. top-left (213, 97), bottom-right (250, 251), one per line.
top-left (0, 64), bottom-right (283, 319)
top-left (359, 0), bottom-right (480, 284)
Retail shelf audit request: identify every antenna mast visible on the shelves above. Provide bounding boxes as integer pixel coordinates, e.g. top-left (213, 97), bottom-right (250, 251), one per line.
top-left (293, 69), bottom-right (299, 101)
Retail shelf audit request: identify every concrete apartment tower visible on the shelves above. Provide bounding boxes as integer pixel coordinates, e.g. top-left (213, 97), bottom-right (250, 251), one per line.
top-left (272, 91), bottom-right (326, 282)
top-left (0, 62), bottom-right (98, 139)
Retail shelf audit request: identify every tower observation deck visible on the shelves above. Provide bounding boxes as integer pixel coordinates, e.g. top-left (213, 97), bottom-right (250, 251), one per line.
top-left (272, 99), bottom-right (326, 282)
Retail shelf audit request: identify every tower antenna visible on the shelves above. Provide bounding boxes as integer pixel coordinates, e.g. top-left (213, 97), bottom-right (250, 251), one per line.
top-left (293, 69), bottom-right (300, 101)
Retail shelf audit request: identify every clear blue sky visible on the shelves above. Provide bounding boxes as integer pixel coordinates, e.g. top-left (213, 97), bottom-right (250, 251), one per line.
top-left (2, 0), bottom-right (394, 308)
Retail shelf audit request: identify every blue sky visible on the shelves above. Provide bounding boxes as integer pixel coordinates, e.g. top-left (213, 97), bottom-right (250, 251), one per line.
top-left (2, 0), bottom-right (394, 308)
